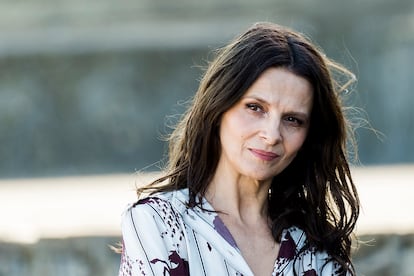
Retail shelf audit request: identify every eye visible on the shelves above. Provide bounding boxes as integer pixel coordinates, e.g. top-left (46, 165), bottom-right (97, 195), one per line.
top-left (284, 116), bottom-right (304, 126)
top-left (246, 103), bottom-right (263, 113)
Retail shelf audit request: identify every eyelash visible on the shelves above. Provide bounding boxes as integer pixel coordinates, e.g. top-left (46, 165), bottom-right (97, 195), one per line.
top-left (284, 116), bottom-right (304, 126)
top-left (246, 103), bottom-right (263, 112)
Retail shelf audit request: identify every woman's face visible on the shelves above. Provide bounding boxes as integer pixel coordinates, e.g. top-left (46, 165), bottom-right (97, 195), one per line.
top-left (217, 67), bottom-right (313, 182)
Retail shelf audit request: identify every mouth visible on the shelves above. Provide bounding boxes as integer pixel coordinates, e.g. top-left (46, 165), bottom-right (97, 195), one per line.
top-left (249, 148), bottom-right (280, 161)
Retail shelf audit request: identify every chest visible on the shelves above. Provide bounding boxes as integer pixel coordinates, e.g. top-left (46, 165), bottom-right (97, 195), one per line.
top-left (225, 222), bottom-right (280, 276)
top-left (180, 214), bottom-right (280, 276)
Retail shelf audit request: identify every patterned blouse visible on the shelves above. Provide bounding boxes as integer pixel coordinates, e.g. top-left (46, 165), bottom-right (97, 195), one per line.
top-left (119, 189), bottom-right (346, 276)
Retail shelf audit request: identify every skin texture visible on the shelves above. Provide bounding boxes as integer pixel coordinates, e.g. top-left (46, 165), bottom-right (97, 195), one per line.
top-left (206, 67), bottom-right (313, 275)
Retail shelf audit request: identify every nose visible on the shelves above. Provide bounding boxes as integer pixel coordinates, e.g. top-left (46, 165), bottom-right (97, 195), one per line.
top-left (260, 118), bottom-right (282, 145)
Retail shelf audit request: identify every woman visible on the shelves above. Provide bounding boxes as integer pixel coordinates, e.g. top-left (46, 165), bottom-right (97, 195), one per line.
top-left (119, 22), bottom-right (360, 276)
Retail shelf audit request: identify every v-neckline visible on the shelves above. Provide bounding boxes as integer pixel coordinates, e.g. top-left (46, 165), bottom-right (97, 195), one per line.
top-left (170, 189), bottom-right (303, 275)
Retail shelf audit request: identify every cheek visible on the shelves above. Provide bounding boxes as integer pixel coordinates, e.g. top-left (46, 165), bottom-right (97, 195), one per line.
top-left (221, 114), bottom-right (247, 140)
top-left (287, 131), bottom-right (308, 153)
top-left (219, 120), bottom-right (239, 153)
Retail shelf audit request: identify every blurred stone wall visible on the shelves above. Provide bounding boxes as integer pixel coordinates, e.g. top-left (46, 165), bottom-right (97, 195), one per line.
top-left (1, 0), bottom-right (413, 178)
top-left (0, 237), bottom-right (120, 276)
top-left (0, 234), bottom-right (413, 276)
top-left (1, 50), bottom-right (204, 177)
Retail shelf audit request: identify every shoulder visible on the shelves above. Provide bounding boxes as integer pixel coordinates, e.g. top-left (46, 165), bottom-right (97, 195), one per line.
top-left (122, 189), bottom-right (189, 228)
top-left (279, 226), bottom-right (346, 275)
top-left (120, 190), bottom-right (191, 275)
top-left (121, 190), bottom-right (190, 248)
top-left (124, 192), bottom-right (170, 218)
top-left (280, 226), bottom-right (307, 250)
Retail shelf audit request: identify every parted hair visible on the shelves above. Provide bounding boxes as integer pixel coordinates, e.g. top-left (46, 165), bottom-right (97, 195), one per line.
top-left (139, 22), bottom-right (360, 275)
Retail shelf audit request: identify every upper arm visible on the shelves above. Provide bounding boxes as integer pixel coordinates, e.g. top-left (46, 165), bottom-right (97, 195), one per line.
top-left (118, 201), bottom-right (189, 276)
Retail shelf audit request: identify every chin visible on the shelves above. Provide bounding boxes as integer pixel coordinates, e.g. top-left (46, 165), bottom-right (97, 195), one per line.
top-left (242, 166), bottom-right (283, 182)
top-left (249, 172), bottom-right (277, 182)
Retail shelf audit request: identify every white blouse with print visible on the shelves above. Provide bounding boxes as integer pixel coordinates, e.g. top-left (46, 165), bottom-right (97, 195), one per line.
top-left (118, 189), bottom-right (346, 276)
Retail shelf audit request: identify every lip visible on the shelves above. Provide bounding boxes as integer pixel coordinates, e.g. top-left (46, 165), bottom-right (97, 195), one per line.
top-left (249, 148), bottom-right (280, 161)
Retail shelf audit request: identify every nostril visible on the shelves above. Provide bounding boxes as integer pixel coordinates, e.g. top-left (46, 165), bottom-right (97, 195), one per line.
top-left (261, 128), bottom-right (282, 145)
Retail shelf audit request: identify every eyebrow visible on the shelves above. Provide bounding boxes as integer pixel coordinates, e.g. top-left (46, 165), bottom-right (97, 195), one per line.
top-left (242, 95), bottom-right (311, 119)
top-left (243, 95), bottom-right (268, 104)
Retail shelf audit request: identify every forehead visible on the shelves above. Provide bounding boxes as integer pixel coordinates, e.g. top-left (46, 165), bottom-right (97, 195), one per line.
top-left (243, 67), bottom-right (313, 111)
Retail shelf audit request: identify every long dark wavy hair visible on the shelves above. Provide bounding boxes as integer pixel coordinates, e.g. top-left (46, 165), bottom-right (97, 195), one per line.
top-left (138, 22), bottom-right (360, 274)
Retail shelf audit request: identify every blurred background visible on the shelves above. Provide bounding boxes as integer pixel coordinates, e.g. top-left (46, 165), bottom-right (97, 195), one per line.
top-left (0, 0), bottom-right (413, 275)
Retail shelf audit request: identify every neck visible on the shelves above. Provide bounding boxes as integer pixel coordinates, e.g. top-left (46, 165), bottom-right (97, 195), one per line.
top-left (206, 171), bottom-right (271, 225)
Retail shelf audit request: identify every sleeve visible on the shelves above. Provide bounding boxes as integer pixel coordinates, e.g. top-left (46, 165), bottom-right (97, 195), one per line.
top-left (295, 249), bottom-right (351, 276)
top-left (318, 258), bottom-right (352, 276)
top-left (118, 202), bottom-right (189, 276)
